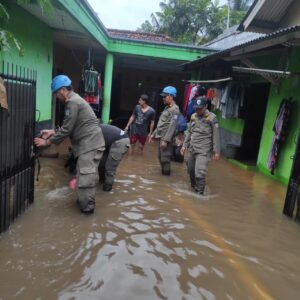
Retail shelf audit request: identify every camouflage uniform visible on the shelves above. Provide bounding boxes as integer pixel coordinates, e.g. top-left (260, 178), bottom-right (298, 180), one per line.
top-left (183, 110), bottom-right (220, 194)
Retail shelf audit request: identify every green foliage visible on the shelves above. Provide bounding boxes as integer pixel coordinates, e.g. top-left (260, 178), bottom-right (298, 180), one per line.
top-left (138, 0), bottom-right (254, 45)
top-left (0, 29), bottom-right (24, 56)
top-left (0, 0), bottom-right (52, 56)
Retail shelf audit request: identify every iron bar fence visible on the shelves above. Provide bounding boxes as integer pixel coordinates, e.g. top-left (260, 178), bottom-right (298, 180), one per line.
top-left (0, 62), bottom-right (36, 234)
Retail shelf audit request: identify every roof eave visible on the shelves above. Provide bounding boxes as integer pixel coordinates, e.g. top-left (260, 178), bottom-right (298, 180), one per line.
top-left (182, 26), bottom-right (300, 71)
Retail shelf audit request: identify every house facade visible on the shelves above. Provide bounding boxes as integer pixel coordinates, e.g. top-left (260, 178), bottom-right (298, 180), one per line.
top-left (0, 0), bottom-right (212, 127)
top-left (183, 0), bottom-right (300, 184)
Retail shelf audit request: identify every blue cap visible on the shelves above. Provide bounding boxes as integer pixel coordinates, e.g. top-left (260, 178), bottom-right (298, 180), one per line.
top-left (51, 75), bottom-right (72, 93)
top-left (160, 86), bottom-right (177, 97)
top-left (194, 96), bottom-right (207, 109)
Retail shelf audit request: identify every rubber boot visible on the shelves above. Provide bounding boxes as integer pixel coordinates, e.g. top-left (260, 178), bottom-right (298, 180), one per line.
top-left (190, 175), bottom-right (196, 189)
top-left (195, 178), bottom-right (205, 195)
top-left (103, 182), bottom-right (112, 192)
top-left (79, 200), bottom-right (95, 214)
top-left (161, 162), bottom-right (171, 176)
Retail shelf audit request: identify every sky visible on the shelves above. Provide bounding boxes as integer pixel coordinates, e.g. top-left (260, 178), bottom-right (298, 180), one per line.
top-left (87, 0), bottom-right (229, 31)
top-left (87, 0), bottom-right (162, 31)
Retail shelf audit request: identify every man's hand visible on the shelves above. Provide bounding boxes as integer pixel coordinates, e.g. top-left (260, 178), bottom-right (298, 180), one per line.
top-left (34, 137), bottom-right (50, 148)
top-left (212, 153), bottom-right (220, 161)
top-left (148, 134), bottom-right (154, 143)
top-left (160, 140), bottom-right (168, 149)
top-left (40, 129), bottom-right (55, 139)
top-left (124, 126), bottom-right (129, 132)
top-left (180, 146), bottom-right (186, 156)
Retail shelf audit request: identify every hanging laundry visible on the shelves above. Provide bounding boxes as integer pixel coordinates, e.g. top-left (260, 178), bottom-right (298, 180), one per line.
top-left (84, 69), bottom-right (98, 94)
top-left (211, 88), bottom-right (223, 110)
top-left (183, 84), bottom-right (199, 117)
top-left (189, 85), bottom-right (199, 101)
top-left (267, 98), bottom-right (293, 174)
top-left (220, 82), bottom-right (244, 119)
top-left (183, 84), bottom-right (193, 112)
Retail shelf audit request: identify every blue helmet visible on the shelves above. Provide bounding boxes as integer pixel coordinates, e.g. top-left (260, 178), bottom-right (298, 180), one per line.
top-left (160, 86), bottom-right (177, 97)
top-left (51, 75), bottom-right (72, 93)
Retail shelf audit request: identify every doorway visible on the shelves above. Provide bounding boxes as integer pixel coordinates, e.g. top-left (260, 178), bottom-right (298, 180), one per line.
top-left (238, 82), bottom-right (270, 165)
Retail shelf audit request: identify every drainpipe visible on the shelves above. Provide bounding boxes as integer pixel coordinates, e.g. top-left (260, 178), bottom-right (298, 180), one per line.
top-left (102, 53), bottom-right (114, 123)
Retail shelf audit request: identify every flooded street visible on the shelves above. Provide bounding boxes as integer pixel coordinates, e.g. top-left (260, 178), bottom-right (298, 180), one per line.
top-left (0, 142), bottom-right (300, 300)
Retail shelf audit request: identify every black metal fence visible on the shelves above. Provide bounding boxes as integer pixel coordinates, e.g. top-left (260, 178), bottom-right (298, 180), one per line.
top-left (0, 63), bottom-right (36, 234)
top-left (283, 132), bottom-right (300, 222)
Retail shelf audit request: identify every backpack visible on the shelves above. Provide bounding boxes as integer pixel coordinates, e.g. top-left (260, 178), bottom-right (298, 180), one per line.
top-left (176, 113), bottom-right (187, 133)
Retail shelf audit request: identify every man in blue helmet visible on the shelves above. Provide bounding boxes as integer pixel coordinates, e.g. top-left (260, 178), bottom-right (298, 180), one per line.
top-left (149, 86), bottom-right (180, 175)
top-left (34, 75), bottom-right (105, 214)
top-left (180, 96), bottom-right (220, 195)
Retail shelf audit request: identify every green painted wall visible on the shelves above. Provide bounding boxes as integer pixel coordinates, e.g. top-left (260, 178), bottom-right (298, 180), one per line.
top-left (215, 110), bottom-right (245, 135)
top-left (257, 48), bottom-right (300, 184)
top-left (0, 1), bottom-right (53, 121)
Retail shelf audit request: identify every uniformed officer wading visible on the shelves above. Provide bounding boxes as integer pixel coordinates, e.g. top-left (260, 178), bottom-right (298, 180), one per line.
top-left (34, 75), bottom-right (105, 214)
top-left (98, 124), bottom-right (130, 192)
top-left (181, 96), bottom-right (220, 195)
top-left (150, 86), bottom-right (180, 175)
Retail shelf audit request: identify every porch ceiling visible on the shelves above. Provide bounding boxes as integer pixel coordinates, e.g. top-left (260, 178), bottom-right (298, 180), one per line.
top-left (111, 54), bottom-right (186, 73)
top-left (20, 2), bottom-right (107, 53)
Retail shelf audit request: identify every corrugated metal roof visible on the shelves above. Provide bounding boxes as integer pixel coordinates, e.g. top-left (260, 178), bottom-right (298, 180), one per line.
top-left (205, 27), bottom-right (265, 51)
top-left (239, 0), bottom-right (295, 31)
top-left (182, 25), bottom-right (300, 70)
top-left (256, 0), bottom-right (294, 23)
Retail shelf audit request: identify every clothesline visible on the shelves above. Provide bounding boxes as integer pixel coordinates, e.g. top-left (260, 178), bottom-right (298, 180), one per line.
top-left (182, 77), bottom-right (232, 84)
top-left (232, 66), bottom-right (291, 78)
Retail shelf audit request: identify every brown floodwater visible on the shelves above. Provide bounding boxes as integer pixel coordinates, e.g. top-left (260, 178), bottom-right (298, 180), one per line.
top-left (0, 142), bottom-right (300, 300)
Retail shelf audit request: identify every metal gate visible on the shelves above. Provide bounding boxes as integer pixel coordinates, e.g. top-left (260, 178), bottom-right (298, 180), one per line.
top-left (283, 132), bottom-right (300, 222)
top-left (0, 64), bottom-right (36, 234)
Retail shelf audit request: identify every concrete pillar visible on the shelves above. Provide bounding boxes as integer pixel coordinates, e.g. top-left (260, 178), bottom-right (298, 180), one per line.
top-left (102, 53), bottom-right (114, 123)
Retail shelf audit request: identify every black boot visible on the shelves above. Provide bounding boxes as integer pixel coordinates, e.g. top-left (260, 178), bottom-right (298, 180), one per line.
top-left (195, 178), bottom-right (205, 195)
top-left (190, 176), bottom-right (196, 189)
top-left (81, 206), bottom-right (94, 214)
top-left (80, 201), bottom-right (95, 214)
top-left (161, 162), bottom-right (171, 176)
top-left (103, 183), bottom-right (112, 191)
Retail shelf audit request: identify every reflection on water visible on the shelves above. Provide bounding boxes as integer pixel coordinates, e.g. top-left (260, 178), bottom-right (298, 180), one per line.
top-left (0, 142), bottom-right (300, 300)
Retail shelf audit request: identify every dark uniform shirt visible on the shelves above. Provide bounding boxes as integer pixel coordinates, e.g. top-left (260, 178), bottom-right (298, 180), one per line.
top-left (50, 91), bottom-right (105, 157)
top-left (100, 124), bottom-right (129, 148)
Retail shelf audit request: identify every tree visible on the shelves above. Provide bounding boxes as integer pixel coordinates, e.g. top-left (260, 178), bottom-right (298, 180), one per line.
top-left (0, 0), bottom-right (52, 56)
top-left (138, 0), bottom-right (254, 45)
top-left (229, 0), bottom-right (253, 11)
top-left (228, 0), bottom-right (253, 28)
